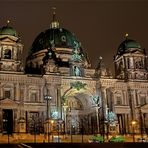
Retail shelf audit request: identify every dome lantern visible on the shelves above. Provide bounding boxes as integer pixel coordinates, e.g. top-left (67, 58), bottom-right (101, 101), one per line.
top-left (50, 7), bottom-right (60, 29)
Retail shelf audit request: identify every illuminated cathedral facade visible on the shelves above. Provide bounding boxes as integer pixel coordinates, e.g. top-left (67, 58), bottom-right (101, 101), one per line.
top-left (0, 14), bottom-right (148, 138)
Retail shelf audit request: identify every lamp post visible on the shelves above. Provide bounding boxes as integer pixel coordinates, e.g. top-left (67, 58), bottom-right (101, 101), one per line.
top-left (138, 105), bottom-right (144, 140)
top-left (131, 120), bottom-right (136, 142)
top-left (91, 95), bottom-right (100, 134)
top-left (81, 119), bottom-right (84, 143)
top-left (33, 116), bottom-right (37, 143)
top-left (68, 107), bottom-right (73, 143)
top-left (44, 95), bottom-right (52, 142)
top-left (63, 104), bottom-right (68, 137)
top-left (95, 105), bottom-right (100, 134)
top-left (50, 120), bottom-right (54, 142)
top-left (57, 120), bottom-right (63, 143)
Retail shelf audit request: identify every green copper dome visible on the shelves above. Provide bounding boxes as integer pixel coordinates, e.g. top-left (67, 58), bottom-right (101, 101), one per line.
top-left (30, 27), bottom-right (81, 53)
top-left (117, 39), bottom-right (143, 55)
top-left (0, 26), bottom-right (18, 37)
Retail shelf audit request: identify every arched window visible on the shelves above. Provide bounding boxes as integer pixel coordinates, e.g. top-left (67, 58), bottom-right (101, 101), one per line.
top-left (31, 92), bottom-right (37, 102)
top-left (67, 98), bottom-right (83, 110)
top-left (4, 90), bottom-right (11, 99)
top-left (4, 49), bottom-right (11, 59)
top-left (140, 96), bottom-right (146, 105)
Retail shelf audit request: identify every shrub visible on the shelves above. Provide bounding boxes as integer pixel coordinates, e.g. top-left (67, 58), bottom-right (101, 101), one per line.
top-left (89, 135), bottom-right (104, 143)
top-left (109, 136), bottom-right (125, 143)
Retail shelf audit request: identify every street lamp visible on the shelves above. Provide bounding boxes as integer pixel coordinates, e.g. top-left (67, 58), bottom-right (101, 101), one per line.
top-left (91, 95), bottom-right (100, 134)
top-left (63, 103), bottom-right (68, 137)
top-left (44, 95), bottom-right (52, 119)
top-left (44, 94), bottom-right (52, 142)
top-left (137, 105), bottom-right (144, 140)
top-left (32, 115), bottom-right (37, 143)
top-left (81, 119), bottom-right (84, 143)
top-left (50, 120), bottom-right (54, 142)
top-left (131, 120), bottom-right (137, 142)
top-left (94, 105), bottom-right (101, 134)
top-left (68, 107), bottom-right (73, 143)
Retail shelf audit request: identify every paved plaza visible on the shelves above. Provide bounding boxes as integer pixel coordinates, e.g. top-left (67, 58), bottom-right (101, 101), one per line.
top-left (0, 133), bottom-right (148, 144)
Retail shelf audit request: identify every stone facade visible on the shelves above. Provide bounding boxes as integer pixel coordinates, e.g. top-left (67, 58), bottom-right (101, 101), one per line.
top-left (0, 19), bottom-right (148, 137)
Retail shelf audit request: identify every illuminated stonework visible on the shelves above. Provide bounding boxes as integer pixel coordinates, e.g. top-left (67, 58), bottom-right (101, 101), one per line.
top-left (0, 18), bottom-right (148, 138)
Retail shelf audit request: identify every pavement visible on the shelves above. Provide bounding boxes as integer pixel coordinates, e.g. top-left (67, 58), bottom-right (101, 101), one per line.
top-left (0, 143), bottom-right (148, 148)
top-left (0, 133), bottom-right (148, 144)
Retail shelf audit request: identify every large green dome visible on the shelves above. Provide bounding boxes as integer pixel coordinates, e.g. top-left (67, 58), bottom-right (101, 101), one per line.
top-left (117, 39), bottom-right (143, 55)
top-left (0, 26), bottom-right (18, 37)
top-left (30, 27), bottom-right (81, 53)
top-left (26, 19), bottom-right (91, 73)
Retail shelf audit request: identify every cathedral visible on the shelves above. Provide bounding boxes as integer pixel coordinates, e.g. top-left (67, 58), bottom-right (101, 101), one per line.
top-left (0, 12), bottom-right (148, 138)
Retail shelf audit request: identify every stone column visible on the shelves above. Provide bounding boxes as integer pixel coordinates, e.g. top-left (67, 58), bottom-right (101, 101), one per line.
top-left (18, 118), bottom-right (26, 133)
top-left (100, 86), bottom-right (106, 138)
top-left (95, 106), bottom-right (100, 133)
top-left (40, 85), bottom-right (44, 103)
top-left (15, 83), bottom-right (20, 101)
top-left (14, 109), bottom-right (18, 133)
top-left (0, 108), bottom-right (2, 133)
top-left (57, 85), bottom-right (62, 119)
top-left (128, 89), bottom-right (135, 120)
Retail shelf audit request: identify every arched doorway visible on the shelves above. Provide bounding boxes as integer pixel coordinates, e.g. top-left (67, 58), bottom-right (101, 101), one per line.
top-left (2, 109), bottom-right (13, 134)
top-left (63, 92), bottom-right (98, 135)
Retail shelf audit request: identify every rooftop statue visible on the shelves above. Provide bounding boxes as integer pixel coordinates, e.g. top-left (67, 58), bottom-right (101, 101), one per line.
top-left (71, 41), bottom-right (82, 62)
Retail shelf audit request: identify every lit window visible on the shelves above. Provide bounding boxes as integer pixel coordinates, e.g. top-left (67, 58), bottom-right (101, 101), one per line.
top-left (140, 96), bottom-right (146, 105)
top-left (67, 98), bottom-right (83, 110)
top-left (4, 49), bottom-right (11, 59)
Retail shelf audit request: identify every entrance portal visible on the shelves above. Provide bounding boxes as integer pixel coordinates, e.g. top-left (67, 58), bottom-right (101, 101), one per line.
top-left (2, 109), bottom-right (13, 134)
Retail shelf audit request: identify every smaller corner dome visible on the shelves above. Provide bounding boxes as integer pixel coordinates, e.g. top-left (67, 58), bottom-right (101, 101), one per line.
top-left (0, 25), bottom-right (18, 37)
top-left (117, 39), bottom-right (142, 55)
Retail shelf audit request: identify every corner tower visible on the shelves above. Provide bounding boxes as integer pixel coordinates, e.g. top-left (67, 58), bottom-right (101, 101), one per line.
top-left (114, 34), bottom-right (148, 81)
top-left (0, 21), bottom-right (24, 73)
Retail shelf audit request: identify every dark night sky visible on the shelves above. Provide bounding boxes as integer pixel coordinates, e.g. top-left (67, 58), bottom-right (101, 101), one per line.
top-left (1, 0), bottom-right (148, 73)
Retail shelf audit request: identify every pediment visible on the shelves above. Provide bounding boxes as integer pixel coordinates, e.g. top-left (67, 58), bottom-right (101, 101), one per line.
top-left (0, 35), bottom-right (17, 42)
top-left (134, 50), bottom-right (143, 54)
top-left (0, 98), bottom-right (18, 107)
top-left (141, 104), bottom-right (148, 110)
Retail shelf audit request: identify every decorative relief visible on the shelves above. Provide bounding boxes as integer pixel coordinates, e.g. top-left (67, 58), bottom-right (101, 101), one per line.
top-left (73, 66), bottom-right (81, 76)
top-left (70, 81), bottom-right (87, 91)
top-left (135, 72), bottom-right (147, 80)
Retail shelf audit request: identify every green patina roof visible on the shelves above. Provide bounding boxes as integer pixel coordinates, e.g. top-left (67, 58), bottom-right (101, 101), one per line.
top-left (0, 26), bottom-right (18, 37)
top-left (117, 39), bottom-right (143, 55)
top-left (30, 28), bottom-right (81, 53)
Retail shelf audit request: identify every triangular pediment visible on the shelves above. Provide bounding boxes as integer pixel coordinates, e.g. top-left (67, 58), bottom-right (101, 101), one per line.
top-left (134, 50), bottom-right (143, 54)
top-left (0, 98), bottom-right (18, 107)
top-left (0, 35), bottom-right (18, 42)
top-left (141, 104), bottom-right (148, 110)
top-left (2, 38), bottom-right (15, 42)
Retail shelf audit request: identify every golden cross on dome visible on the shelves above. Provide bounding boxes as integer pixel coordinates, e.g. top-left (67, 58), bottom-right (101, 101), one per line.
top-left (50, 7), bottom-right (59, 29)
top-left (7, 20), bottom-right (10, 26)
top-left (52, 7), bottom-right (56, 22)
